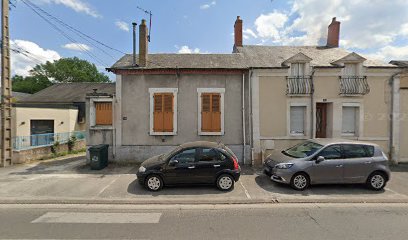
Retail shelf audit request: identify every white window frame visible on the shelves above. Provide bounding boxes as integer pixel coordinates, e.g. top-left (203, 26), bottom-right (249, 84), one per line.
top-left (341, 102), bottom-right (362, 137)
top-left (90, 97), bottom-right (114, 130)
top-left (149, 88), bottom-right (178, 136)
top-left (288, 103), bottom-right (307, 136)
top-left (197, 88), bottom-right (225, 136)
top-left (289, 62), bottom-right (310, 77)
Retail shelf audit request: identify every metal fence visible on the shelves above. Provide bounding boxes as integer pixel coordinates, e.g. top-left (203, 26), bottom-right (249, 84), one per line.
top-left (286, 76), bottom-right (313, 95)
top-left (13, 131), bottom-right (86, 151)
top-left (339, 76), bottom-right (370, 95)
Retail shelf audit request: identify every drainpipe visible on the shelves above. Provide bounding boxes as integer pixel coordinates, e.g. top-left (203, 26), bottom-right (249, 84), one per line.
top-left (389, 71), bottom-right (402, 165)
top-left (310, 68), bottom-right (316, 139)
top-left (112, 93), bottom-right (116, 159)
top-left (242, 72), bottom-right (246, 164)
top-left (249, 69), bottom-right (254, 165)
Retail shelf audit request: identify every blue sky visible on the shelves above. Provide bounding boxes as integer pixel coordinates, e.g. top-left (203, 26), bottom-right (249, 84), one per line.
top-left (8, 0), bottom-right (408, 79)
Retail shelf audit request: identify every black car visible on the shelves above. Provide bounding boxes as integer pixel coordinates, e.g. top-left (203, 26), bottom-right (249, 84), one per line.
top-left (137, 141), bottom-right (241, 191)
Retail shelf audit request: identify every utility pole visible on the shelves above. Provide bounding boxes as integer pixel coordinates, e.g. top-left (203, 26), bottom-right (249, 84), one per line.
top-left (1, 0), bottom-right (12, 167)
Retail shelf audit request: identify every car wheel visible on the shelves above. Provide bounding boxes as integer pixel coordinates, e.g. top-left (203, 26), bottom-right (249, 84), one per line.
top-left (216, 174), bottom-right (234, 191)
top-left (367, 172), bottom-right (387, 191)
top-left (145, 174), bottom-right (163, 191)
top-left (290, 173), bottom-right (310, 191)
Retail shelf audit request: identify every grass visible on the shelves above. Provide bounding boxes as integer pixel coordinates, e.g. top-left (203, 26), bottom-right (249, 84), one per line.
top-left (39, 148), bottom-right (86, 161)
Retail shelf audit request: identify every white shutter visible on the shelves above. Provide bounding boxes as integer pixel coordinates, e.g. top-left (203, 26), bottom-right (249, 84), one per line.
top-left (344, 63), bottom-right (357, 76)
top-left (342, 106), bottom-right (357, 134)
top-left (291, 63), bottom-right (305, 77)
top-left (290, 106), bottom-right (305, 134)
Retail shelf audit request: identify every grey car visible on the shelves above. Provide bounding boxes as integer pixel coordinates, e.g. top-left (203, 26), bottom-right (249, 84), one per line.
top-left (263, 139), bottom-right (391, 191)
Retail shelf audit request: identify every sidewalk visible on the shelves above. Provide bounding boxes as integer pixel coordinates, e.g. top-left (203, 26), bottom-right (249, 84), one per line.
top-left (0, 157), bottom-right (408, 204)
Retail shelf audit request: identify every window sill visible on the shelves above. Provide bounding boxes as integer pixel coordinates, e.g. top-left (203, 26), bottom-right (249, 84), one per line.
top-left (199, 131), bottom-right (224, 136)
top-left (90, 125), bottom-right (113, 130)
top-left (150, 132), bottom-right (177, 136)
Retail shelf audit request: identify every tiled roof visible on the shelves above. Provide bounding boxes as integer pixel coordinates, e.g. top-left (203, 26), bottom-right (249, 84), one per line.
top-left (109, 53), bottom-right (247, 70)
top-left (19, 83), bottom-right (115, 103)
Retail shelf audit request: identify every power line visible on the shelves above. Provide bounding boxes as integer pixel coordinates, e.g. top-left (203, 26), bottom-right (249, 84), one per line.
top-left (23, 0), bottom-right (120, 59)
top-left (21, 0), bottom-right (108, 67)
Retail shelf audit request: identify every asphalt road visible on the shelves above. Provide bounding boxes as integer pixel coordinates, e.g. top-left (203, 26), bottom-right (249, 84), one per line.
top-left (0, 203), bottom-right (407, 240)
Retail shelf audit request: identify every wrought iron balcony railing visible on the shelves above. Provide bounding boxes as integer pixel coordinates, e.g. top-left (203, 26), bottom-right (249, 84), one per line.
top-left (286, 76), bottom-right (313, 95)
top-left (339, 76), bottom-right (370, 95)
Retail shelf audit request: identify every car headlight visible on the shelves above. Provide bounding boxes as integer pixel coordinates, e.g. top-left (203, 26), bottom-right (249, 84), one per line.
top-left (138, 166), bottom-right (146, 173)
top-left (275, 163), bottom-right (294, 169)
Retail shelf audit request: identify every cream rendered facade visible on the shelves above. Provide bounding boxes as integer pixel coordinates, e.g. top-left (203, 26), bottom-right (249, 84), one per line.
top-left (250, 67), bottom-right (401, 165)
top-left (13, 106), bottom-right (84, 137)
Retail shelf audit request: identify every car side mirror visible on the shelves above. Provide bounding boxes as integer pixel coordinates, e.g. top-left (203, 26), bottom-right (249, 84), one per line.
top-left (169, 159), bottom-right (179, 166)
top-left (315, 156), bottom-right (325, 163)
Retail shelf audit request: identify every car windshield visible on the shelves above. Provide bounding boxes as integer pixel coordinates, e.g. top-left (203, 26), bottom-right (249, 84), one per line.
top-left (283, 141), bottom-right (323, 158)
top-left (163, 146), bottom-right (182, 160)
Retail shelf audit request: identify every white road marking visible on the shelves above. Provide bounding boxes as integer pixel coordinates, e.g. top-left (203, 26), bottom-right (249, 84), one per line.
top-left (31, 212), bottom-right (162, 224)
top-left (95, 175), bottom-right (121, 197)
top-left (240, 182), bottom-right (252, 199)
top-left (385, 187), bottom-right (408, 198)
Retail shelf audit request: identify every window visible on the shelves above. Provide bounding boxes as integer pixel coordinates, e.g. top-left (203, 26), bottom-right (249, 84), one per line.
top-left (153, 93), bottom-right (174, 132)
top-left (201, 93), bottom-right (221, 132)
top-left (197, 88), bottom-right (224, 135)
top-left (290, 106), bottom-right (306, 135)
top-left (318, 145), bottom-right (342, 159)
top-left (344, 63), bottom-right (357, 76)
top-left (95, 102), bottom-right (113, 125)
top-left (171, 148), bottom-right (196, 164)
top-left (291, 63), bottom-right (305, 77)
top-left (342, 144), bottom-right (370, 158)
top-left (149, 88), bottom-right (178, 135)
top-left (342, 106), bottom-right (358, 135)
top-left (197, 148), bottom-right (221, 163)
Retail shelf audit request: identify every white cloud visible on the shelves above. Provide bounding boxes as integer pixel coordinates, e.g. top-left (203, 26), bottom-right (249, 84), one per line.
top-left (177, 45), bottom-right (202, 54)
top-left (243, 28), bottom-right (258, 39)
top-left (9, 39), bottom-right (61, 76)
top-left (62, 43), bottom-right (91, 51)
top-left (38, 0), bottom-right (100, 18)
top-left (365, 45), bottom-right (408, 62)
top-left (255, 11), bottom-right (288, 42)
top-left (200, 1), bottom-right (216, 10)
top-left (252, 0), bottom-right (408, 49)
top-left (115, 21), bottom-right (130, 32)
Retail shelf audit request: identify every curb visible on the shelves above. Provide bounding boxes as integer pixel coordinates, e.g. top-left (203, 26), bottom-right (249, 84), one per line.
top-left (1, 197), bottom-right (408, 205)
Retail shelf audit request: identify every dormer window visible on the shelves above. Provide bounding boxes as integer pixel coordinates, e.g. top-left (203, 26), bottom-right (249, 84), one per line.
top-left (291, 63), bottom-right (306, 77)
top-left (343, 63), bottom-right (358, 77)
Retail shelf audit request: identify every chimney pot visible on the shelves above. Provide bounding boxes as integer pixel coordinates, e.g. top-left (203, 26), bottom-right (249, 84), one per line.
top-left (327, 17), bottom-right (340, 48)
top-left (139, 19), bottom-right (148, 67)
top-left (234, 16), bottom-right (243, 48)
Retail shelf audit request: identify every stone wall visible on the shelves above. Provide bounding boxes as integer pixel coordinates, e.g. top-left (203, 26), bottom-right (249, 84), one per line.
top-left (12, 140), bottom-right (86, 164)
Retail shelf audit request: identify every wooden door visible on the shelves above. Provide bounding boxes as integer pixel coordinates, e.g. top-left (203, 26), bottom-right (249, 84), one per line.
top-left (316, 103), bottom-right (327, 138)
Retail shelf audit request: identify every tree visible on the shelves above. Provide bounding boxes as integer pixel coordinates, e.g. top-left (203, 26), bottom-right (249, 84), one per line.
top-left (12, 75), bottom-right (52, 94)
top-left (12, 57), bottom-right (111, 94)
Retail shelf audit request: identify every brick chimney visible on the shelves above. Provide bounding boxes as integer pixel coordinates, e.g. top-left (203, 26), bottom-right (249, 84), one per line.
top-left (326, 17), bottom-right (340, 48)
top-left (234, 16), bottom-right (243, 48)
top-left (139, 19), bottom-right (148, 67)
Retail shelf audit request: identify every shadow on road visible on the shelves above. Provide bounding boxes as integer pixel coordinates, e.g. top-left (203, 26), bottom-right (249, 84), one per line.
top-left (254, 174), bottom-right (385, 196)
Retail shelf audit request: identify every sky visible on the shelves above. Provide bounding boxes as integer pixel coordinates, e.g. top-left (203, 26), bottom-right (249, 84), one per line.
top-left (7, 0), bottom-right (408, 79)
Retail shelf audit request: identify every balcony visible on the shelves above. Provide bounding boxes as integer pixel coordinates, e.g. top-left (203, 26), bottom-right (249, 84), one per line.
top-left (339, 76), bottom-right (370, 95)
top-left (286, 76), bottom-right (313, 95)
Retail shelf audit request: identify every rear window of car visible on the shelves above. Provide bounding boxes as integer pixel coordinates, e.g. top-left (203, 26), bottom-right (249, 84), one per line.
top-left (221, 145), bottom-right (237, 159)
top-left (342, 144), bottom-right (374, 158)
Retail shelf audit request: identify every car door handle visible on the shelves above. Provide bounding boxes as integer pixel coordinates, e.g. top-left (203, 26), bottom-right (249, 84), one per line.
top-left (336, 165), bottom-right (343, 168)
top-left (364, 161), bottom-right (372, 164)
top-left (188, 166), bottom-right (195, 169)
top-left (213, 164), bottom-right (221, 168)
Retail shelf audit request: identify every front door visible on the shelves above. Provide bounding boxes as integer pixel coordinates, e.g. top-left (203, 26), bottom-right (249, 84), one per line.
top-left (316, 103), bottom-right (327, 138)
top-left (164, 148), bottom-right (197, 184)
top-left (310, 145), bottom-right (344, 184)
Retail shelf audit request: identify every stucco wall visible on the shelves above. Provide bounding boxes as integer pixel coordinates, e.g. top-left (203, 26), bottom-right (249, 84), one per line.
top-left (254, 67), bottom-right (397, 164)
top-left (120, 73), bottom-right (248, 146)
top-left (15, 107), bottom-right (80, 137)
top-left (400, 89), bottom-right (408, 162)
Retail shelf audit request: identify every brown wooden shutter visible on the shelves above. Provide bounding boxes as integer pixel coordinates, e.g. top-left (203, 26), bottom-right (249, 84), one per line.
top-left (95, 102), bottom-right (113, 125)
top-left (211, 94), bottom-right (221, 132)
top-left (201, 93), bottom-right (221, 132)
top-left (153, 93), bottom-right (174, 132)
